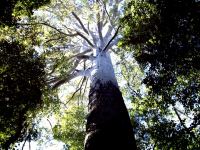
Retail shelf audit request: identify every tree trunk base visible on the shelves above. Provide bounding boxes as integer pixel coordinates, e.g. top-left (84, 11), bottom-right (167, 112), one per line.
top-left (84, 81), bottom-right (137, 150)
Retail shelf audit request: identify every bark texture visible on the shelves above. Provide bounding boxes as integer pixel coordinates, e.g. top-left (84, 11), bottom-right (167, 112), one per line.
top-left (84, 80), bottom-right (137, 150)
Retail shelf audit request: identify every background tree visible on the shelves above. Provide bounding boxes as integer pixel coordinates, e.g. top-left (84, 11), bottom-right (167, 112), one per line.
top-left (0, 0), bottom-right (50, 149)
top-left (53, 105), bottom-right (86, 150)
top-left (0, 0), bottom-right (50, 26)
top-left (121, 0), bottom-right (200, 149)
top-left (0, 40), bottom-right (45, 149)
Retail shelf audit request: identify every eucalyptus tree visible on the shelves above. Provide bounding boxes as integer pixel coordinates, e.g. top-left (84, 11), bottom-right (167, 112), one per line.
top-left (22, 0), bottom-right (138, 149)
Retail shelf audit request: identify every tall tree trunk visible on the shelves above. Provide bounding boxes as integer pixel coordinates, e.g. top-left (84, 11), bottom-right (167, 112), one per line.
top-left (84, 51), bottom-right (137, 150)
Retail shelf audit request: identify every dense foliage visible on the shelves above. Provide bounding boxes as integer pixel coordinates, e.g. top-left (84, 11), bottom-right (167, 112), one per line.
top-left (0, 40), bottom-right (45, 149)
top-left (53, 106), bottom-right (86, 150)
top-left (0, 0), bottom-right (50, 149)
top-left (121, 0), bottom-right (200, 149)
top-left (0, 0), bottom-right (50, 26)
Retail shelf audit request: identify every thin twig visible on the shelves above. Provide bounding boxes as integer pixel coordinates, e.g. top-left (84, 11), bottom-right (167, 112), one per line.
top-left (47, 118), bottom-right (53, 131)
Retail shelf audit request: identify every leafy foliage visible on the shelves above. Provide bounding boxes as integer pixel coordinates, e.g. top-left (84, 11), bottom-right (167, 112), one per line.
top-left (121, 0), bottom-right (200, 149)
top-left (0, 0), bottom-right (50, 26)
top-left (53, 106), bottom-right (86, 150)
top-left (0, 40), bottom-right (45, 149)
top-left (0, 0), bottom-right (50, 148)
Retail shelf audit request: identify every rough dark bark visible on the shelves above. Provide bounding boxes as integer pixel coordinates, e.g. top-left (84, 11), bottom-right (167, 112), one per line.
top-left (84, 80), bottom-right (137, 150)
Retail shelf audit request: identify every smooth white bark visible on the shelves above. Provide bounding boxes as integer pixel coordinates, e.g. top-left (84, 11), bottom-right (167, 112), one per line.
top-left (90, 50), bottom-right (118, 88)
top-left (30, 0), bottom-right (123, 87)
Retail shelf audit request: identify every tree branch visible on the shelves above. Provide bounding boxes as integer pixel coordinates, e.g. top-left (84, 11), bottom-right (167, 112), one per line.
top-left (76, 31), bottom-right (94, 47)
top-left (82, 77), bottom-right (89, 101)
top-left (21, 124), bottom-right (35, 150)
top-left (102, 26), bottom-right (120, 51)
top-left (47, 49), bottom-right (92, 76)
top-left (72, 12), bottom-right (89, 35)
top-left (44, 36), bottom-right (66, 44)
top-left (173, 107), bottom-right (189, 130)
top-left (77, 55), bottom-right (95, 61)
top-left (104, 25), bottom-right (114, 41)
top-left (51, 73), bottom-right (79, 89)
top-left (18, 22), bottom-right (78, 37)
top-left (99, 0), bottom-right (114, 28)
top-left (47, 119), bottom-right (53, 131)
top-left (67, 49), bottom-right (93, 61)
top-left (70, 77), bottom-right (86, 101)
top-left (106, 36), bottom-right (120, 50)
top-left (51, 67), bottom-right (93, 89)
top-left (19, 22), bottom-right (94, 47)
top-left (97, 11), bottom-right (104, 43)
top-left (87, 23), bottom-right (98, 46)
top-left (48, 59), bottom-right (80, 83)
